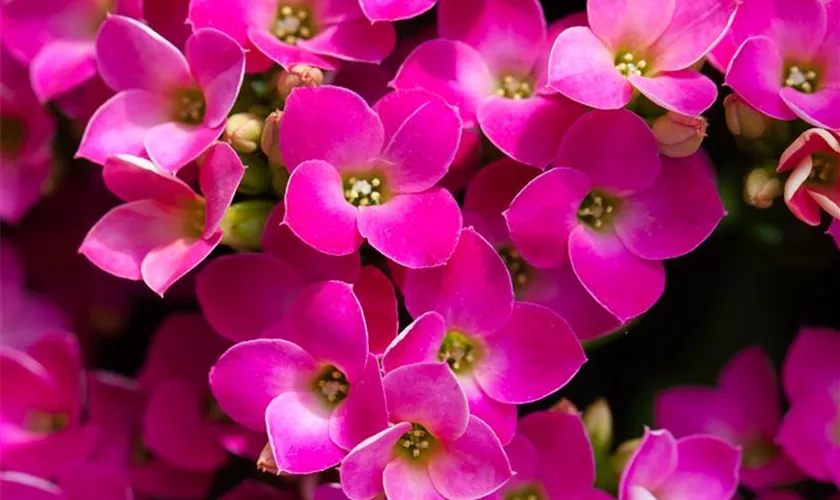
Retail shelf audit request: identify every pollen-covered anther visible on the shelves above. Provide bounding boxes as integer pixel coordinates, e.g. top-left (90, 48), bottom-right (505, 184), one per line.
top-left (399, 424), bottom-right (436, 460)
top-left (274, 5), bottom-right (314, 44)
top-left (498, 246), bottom-right (529, 289)
top-left (173, 89), bottom-right (206, 124)
top-left (318, 370), bottom-right (349, 403)
top-left (785, 66), bottom-right (818, 93)
top-left (578, 191), bottom-right (619, 230)
top-left (496, 75), bottom-right (533, 99)
top-left (438, 331), bottom-right (479, 373)
top-left (615, 52), bottom-right (648, 77)
top-left (807, 154), bottom-right (837, 183)
top-left (344, 176), bottom-right (383, 206)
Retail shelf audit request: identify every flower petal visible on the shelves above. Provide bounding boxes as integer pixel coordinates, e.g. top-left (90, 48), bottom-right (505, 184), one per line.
top-left (628, 71), bottom-right (718, 116)
top-left (298, 19), bottom-right (396, 64)
top-left (102, 154), bottom-right (197, 204)
top-left (198, 141), bottom-right (245, 236)
top-left (718, 346), bottom-right (782, 437)
top-left (782, 327), bottom-right (840, 403)
top-left (140, 232), bottom-right (222, 296)
top-left (777, 388), bottom-right (840, 483)
top-left (383, 459), bottom-right (446, 500)
top-left (355, 266), bottom-right (399, 354)
top-left (780, 87), bottom-right (840, 131)
top-left (382, 311), bottom-right (448, 372)
top-left (654, 388), bottom-right (746, 442)
top-left (247, 28), bottom-right (339, 71)
top-left (587, 0), bottom-right (675, 51)
top-left (185, 29), bottom-right (246, 127)
top-left (29, 40), bottom-right (97, 103)
top-left (329, 354), bottom-right (388, 450)
top-left (145, 122), bottom-right (224, 174)
top-left (187, 0), bottom-right (276, 72)
top-left (619, 428), bottom-right (678, 497)
top-left (458, 374), bottom-right (517, 445)
top-left (341, 423), bottom-right (412, 500)
top-left (656, 436), bottom-right (741, 500)
top-left (360, 0), bottom-right (437, 21)
top-left (725, 36), bottom-right (796, 121)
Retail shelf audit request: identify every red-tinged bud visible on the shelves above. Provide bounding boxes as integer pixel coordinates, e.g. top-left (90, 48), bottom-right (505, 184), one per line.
top-left (724, 94), bottom-right (770, 140)
top-left (549, 398), bottom-right (579, 414)
top-left (257, 443), bottom-right (281, 475)
top-left (224, 112), bottom-right (264, 153)
top-left (261, 110), bottom-right (283, 169)
top-left (651, 112), bottom-right (707, 158)
top-left (277, 64), bottom-right (324, 101)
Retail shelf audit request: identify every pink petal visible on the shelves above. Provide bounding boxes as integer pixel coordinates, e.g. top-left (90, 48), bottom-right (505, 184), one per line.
top-left (145, 121), bottom-right (224, 174)
top-left (280, 86), bottom-right (384, 171)
top-left (360, 0), bottom-right (437, 21)
top-left (357, 189), bottom-right (462, 269)
top-left (392, 39), bottom-right (495, 127)
top-left (340, 423), bottom-right (412, 499)
top-left (329, 354), bottom-right (389, 450)
top-left (782, 327), bottom-right (840, 403)
top-left (355, 266), bottom-right (399, 354)
top-left (475, 303), bottom-right (585, 404)
top-left (144, 0), bottom-right (192, 50)
top-left (760, 0), bottom-right (828, 61)
top-left (628, 71), bottom-right (718, 116)
top-left (718, 346), bottom-right (782, 437)
top-left (587, 0), bottom-right (675, 52)
top-left (654, 388), bottom-right (746, 443)
top-left (656, 436), bottom-right (741, 500)
top-left (247, 28), bottom-right (339, 71)
top-left (725, 36), bottom-right (797, 121)
top-left (547, 27), bottom-right (633, 110)
top-left (0, 156), bottom-right (52, 225)
top-left (438, 0), bottom-right (546, 76)
top-left (620, 428), bottom-right (678, 497)
top-left (0, 472), bottom-right (61, 500)
top-left (777, 388), bottom-right (840, 483)
top-left (140, 233), bottom-right (222, 296)
top-left (375, 89), bottom-right (462, 193)
top-left (198, 141), bottom-right (245, 236)
top-left (458, 374), bottom-right (517, 445)
top-left (569, 227), bottom-right (665, 322)
top-left (428, 416), bottom-right (512, 499)
top-left (185, 29), bottom-right (246, 127)
top-left (783, 158), bottom-right (822, 226)
top-left (26, 333), bottom-right (83, 419)
top-left (780, 88), bottom-right (840, 131)
top-left (555, 109), bottom-right (661, 195)
top-left (615, 152), bottom-right (725, 260)
top-left (95, 15), bottom-right (192, 93)
top-left (29, 40), bottom-right (96, 103)
top-left (504, 167), bottom-right (590, 269)
top-left (298, 19), bottom-right (396, 64)
top-left (383, 459), bottom-right (446, 500)
top-left (382, 312), bottom-right (448, 372)
top-left (313, 483), bottom-right (351, 500)
top-left (187, 0), bottom-right (276, 72)
top-left (209, 339), bottom-right (318, 430)
top-left (76, 90), bottom-right (170, 166)
top-left (383, 363), bottom-right (469, 440)
top-left (478, 95), bottom-right (585, 168)
top-left (132, 459), bottom-right (214, 499)
top-left (284, 159), bottom-right (363, 256)
top-left (102, 155), bottom-right (197, 204)
top-left (403, 228), bottom-right (514, 335)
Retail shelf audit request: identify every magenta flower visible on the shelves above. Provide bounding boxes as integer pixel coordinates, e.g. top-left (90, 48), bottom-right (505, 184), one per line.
top-left (340, 362), bottom-right (512, 499)
top-left (548, 0), bottom-right (738, 115)
top-left (656, 346), bottom-right (805, 491)
top-left (0, 466), bottom-right (132, 500)
top-left (725, 0), bottom-right (840, 129)
top-left (777, 327), bottom-right (840, 487)
top-left (77, 16), bottom-right (245, 173)
top-left (79, 142), bottom-right (244, 296)
top-left (210, 281), bottom-right (388, 474)
top-left (188, 0), bottom-right (396, 73)
top-left (393, 0), bottom-right (586, 167)
top-left (505, 110), bottom-right (725, 322)
top-left (619, 428), bottom-right (741, 500)
top-left (463, 158), bottom-right (622, 340)
top-left (359, 0), bottom-right (437, 21)
top-left (0, 48), bottom-right (56, 225)
top-left (777, 128), bottom-right (840, 226)
top-left (384, 227), bottom-right (586, 443)
top-left (280, 86), bottom-right (463, 268)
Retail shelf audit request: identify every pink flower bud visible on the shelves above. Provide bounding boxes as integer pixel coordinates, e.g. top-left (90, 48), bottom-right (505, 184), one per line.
top-left (224, 112), bottom-right (264, 153)
top-left (277, 64), bottom-right (324, 101)
top-left (724, 94), bottom-right (770, 140)
top-left (260, 110), bottom-right (283, 169)
top-left (743, 168), bottom-right (782, 209)
top-left (651, 112), bottom-right (707, 158)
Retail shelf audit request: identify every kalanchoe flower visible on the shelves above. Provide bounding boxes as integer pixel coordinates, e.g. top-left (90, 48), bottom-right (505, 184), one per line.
top-left (724, 0), bottom-right (840, 129)
top-left (619, 428), bottom-right (741, 500)
top-left (340, 362), bottom-right (512, 500)
top-left (505, 110), bottom-right (725, 322)
top-left (463, 159), bottom-right (622, 340)
top-left (77, 16), bottom-right (245, 173)
top-left (188, 0), bottom-right (396, 73)
top-left (0, 48), bottom-right (57, 224)
top-left (777, 327), bottom-right (840, 487)
top-left (393, 0), bottom-right (586, 167)
top-left (359, 0), bottom-right (437, 21)
top-left (777, 128), bottom-right (840, 226)
top-left (385, 227), bottom-right (586, 443)
top-left (79, 142), bottom-right (245, 296)
top-left (280, 86), bottom-right (463, 268)
top-left (210, 281), bottom-right (388, 474)
top-left (548, 0), bottom-right (738, 115)
top-left (656, 346), bottom-right (805, 491)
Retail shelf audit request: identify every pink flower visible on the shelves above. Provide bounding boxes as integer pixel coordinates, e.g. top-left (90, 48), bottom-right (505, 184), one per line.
top-left (0, 466), bottom-right (132, 500)
top-left (359, 0), bottom-right (437, 21)
top-left (384, 227), bottom-right (586, 443)
top-left (463, 158), bottom-right (623, 341)
top-left (77, 16), bottom-right (245, 173)
top-left (505, 110), bottom-right (725, 322)
top-left (0, 48), bottom-right (56, 224)
top-left (188, 0), bottom-right (396, 73)
top-left (340, 363), bottom-right (512, 499)
top-left (548, 0), bottom-right (739, 115)
top-left (393, 1), bottom-right (586, 167)
top-left (777, 327), bottom-right (840, 487)
top-left (655, 346), bottom-right (805, 491)
top-left (280, 86), bottom-right (463, 268)
top-left (79, 142), bottom-right (244, 296)
top-left (209, 281), bottom-right (388, 474)
top-left (619, 428), bottom-right (741, 500)
top-left (725, 0), bottom-right (840, 129)
top-left (777, 128), bottom-right (840, 226)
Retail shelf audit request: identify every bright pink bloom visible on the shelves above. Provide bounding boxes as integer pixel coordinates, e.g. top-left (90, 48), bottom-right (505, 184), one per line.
top-left (620, 428), bottom-right (741, 500)
top-left (393, 1), bottom-right (586, 167)
top-left (385, 227), bottom-right (586, 443)
top-left (79, 143), bottom-right (244, 296)
top-left (725, 0), bottom-right (840, 129)
top-left (0, 48), bottom-right (56, 224)
top-left (280, 86), bottom-right (463, 268)
top-left (359, 0), bottom-right (437, 21)
top-left (463, 159), bottom-right (622, 340)
top-left (548, 0), bottom-right (738, 115)
top-left (210, 281), bottom-right (388, 474)
top-left (188, 0), bottom-right (396, 73)
top-left (777, 128), bottom-right (840, 226)
top-left (0, 467), bottom-right (132, 500)
top-left (777, 327), bottom-right (840, 487)
top-left (505, 110), bottom-right (725, 322)
top-left (77, 16), bottom-right (245, 173)
top-left (341, 363), bottom-right (512, 499)
top-left (656, 346), bottom-right (804, 491)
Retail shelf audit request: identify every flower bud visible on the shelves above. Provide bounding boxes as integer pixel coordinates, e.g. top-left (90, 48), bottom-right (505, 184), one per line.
top-left (743, 167), bottom-right (782, 209)
top-left (224, 112), bottom-right (263, 153)
top-left (277, 64), bottom-right (324, 101)
top-left (238, 156), bottom-right (272, 196)
top-left (220, 200), bottom-right (276, 251)
top-left (273, 167), bottom-right (291, 197)
top-left (257, 443), bottom-right (280, 475)
top-left (261, 110), bottom-right (283, 169)
top-left (549, 398), bottom-right (579, 414)
top-left (651, 112), bottom-right (707, 158)
top-left (724, 94), bottom-right (770, 140)
top-left (610, 438), bottom-right (642, 477)
top-left (583, 398), bottom-right (613, 454)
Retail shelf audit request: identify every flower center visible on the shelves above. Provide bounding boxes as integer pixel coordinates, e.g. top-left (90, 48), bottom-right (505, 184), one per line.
top-left (498, 246), bottom-right (529, 291)
top-left (496, 75), bottom-right (533, 99)
top-left (578, 190), bottom-right (620, 230)
top-left (311, 365), bottom-right (350, 406)
top-left (741, 440), bottom-right (778, 469)
top-left (784, 65), bottom-right (819, 93)
top-left (438, 331), bottom-right (480, 374)
top-left (27, 411), bottom-right (69, 433)
top-left (615, 52), bottom-right (648, 77)
top-left (397, 423), bottom-right (437, 461)
top-left (807, 154), bottom-right (838, 185)
top-left (273, 5), bottom-right (314, 44)
top-left (343, 175), bottom-right (385, 207)
top-left (0, 115), bottom-right (25, 156)
top-left (505, 485), bottom-right (545, 500)
top-left (173, 89), bottom-right (206, 125)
